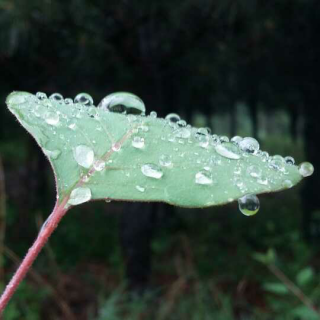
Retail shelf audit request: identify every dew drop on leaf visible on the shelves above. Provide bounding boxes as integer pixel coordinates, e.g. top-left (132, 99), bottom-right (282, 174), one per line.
top-left (215, 143), bottom-right (241, 160)
top-left (238, 194), bottom-right (260, 216)
top-left (73, 145), bottom-right (94, 168)
top-left (49, 93), bottom-right (64, 103)
top-left (44, 149), bottom-right (61, 160)
top-left (36, 92), bottom-right (47, 100)
top-left (141, 164), bottom-right (163, 179)
top-left (282, 179), bottom-right (293, 188)
top-left (74, 93), bottom-right (94, 106)
top-left (44, 111), bottom-right (60, 126)
top-left (298, 162), bottom-right (314, 177)
top-left (136, 185), bottom-right (145, 192)
top-left (284, 156), bottom-right (295, 165)
top-left (239, 137), bottom-right (260, 153)
top-left (159, 154), bottom-right (173, 167)
top-left (247, 165), bottom-right (262, 178)
top-left (98, 92), bottom-right (145, 115)
top-left (150, 111), bottom-right (157, 118)
top-left (195, 170), bottom-right (214, 185)
top-left (132, 136), bottom-right (145, 149)
top-left (93, 160), bottom-right (106, 171)
top-left (165, 113), bottom-right (180, 123)
top-left (8, 94), bottom-right (26, 105)
top-left (68, 187), bottom-right (92, 205)
top-left (231, 136), bottom-right (243, 144)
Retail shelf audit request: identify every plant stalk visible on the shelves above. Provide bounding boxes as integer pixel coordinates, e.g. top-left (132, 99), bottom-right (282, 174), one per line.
top-left (0, 197), bottom-right (69, 313)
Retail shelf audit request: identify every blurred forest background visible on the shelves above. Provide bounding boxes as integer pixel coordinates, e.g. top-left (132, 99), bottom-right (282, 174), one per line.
top-left (1, 0), bottom-right (320, 319)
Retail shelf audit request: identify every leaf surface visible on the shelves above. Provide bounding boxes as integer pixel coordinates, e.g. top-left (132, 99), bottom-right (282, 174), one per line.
top-left (6, 91), bottom-right (304, 208)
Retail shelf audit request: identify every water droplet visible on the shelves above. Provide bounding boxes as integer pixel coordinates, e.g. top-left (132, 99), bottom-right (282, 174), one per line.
top-left (136, 185), bottom-right (145, 192)
top-left (231, 136), bottom-right (243, 144)
top-left (282, 179), bottom-right (293, 188)
top-left (98, 92), bottom-right (145, 115)
top-left (68, 187), bottom-right (92, 205)
top-left (284, 156), bottom-right (295, 165)
top-left (238, 194), bottom-right (260, 216)
top-left (215, 143), bottom-right (241, 160)
top-left (159, 154), bottom-right (173, 168)
top-left (150, 111), bottom-right (157, 118)
top-left (74, 93), bottom-right (94, 106)
top-left (44, 149), bottom-right (61, 160)
top-left (247, 165), bottom-right (262, 178)
top-left (177, 120), bottom-right (187, 127)
top-left (68, 123), bottom-right (76, 130)
top-left (73, 145), bottom-right (94, 168)
top-left (298, 162), bottom-right (314, 177)
top-left (195, 128), bottom-right (210, 148)
top-left (64, 98), bottom-right (73, 105)
top-left (49, 93), bottom-right (63, 103)
top-left (165, 113), bottom-right (180, 123)
top-left (112, 143), bottom-right (121, 152)
top-left (93, 160), bottom-right (106, 171)
top-left (174, 127), bottom-right (191, 139)
top-left (141, 164), bottom-right (163, 179)
top-left (239, 137), bottom-right (260, 153)
top-left (36, 92), bottom-right (47, 100)
top-left (44, 111), bottom-right (60, 126)
top-left (269, 155), bottom-right (285, 171)
top-left (220, 136), bottom-right (229, 143)
top-left (132, 136), bottom-right (145, 149)
top-left (195, 170), bottom-right (214, 185)
top-left (8, 94), bottom-right (26, 105)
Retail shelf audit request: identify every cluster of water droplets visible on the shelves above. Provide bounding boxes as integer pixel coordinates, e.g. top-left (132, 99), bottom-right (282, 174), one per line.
top-left (8, 91), bottom-right (315, 211)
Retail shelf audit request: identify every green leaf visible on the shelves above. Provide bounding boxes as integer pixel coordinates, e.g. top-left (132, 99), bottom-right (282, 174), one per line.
top-left (253, 248), bottom-right (276, 265)
top-left (296, 267), bottom-right (314, 286)
top-left (6, 91), bottom-right (305, 209)
top-left (263, 282), bottom-right (289, 295)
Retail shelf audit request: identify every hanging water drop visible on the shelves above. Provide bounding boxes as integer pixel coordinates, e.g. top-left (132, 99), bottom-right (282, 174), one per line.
top-left (132, 136), bottom-right (145, 149)
top-left (141, 164), bottom-right (163, 179)
top-left (239, 137), bottom-right (260, 153)
top-left (195, 170), bottom-right (214, 185)
top-left (298, 162), bottom-right (314, 177)
top-left (68, 187), bottom-right (92, 205)
top-left (215, 143), bottom-right (241, 160)
top-left (74, 93), bottom-right (94, 106)
top-left (73, 145), bottom-right (94, 168)
top-left (238, 194), bottom-right (260, 216)
top-left (98, 92), bottom-right (145, 115)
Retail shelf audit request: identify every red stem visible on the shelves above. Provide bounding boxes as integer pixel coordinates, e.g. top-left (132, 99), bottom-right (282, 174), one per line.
top-left (0, 197), bottom-right (69, 314)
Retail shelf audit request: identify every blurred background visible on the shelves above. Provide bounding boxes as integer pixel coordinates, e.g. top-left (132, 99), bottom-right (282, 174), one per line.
top-left (0, 0), bottom-right (320, 319)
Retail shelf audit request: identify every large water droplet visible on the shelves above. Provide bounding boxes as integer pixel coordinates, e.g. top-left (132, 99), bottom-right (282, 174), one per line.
top-left (98, 92), bottom-right (145, 115)
top-left (68, 187), bottom-right (92, 205)
top-left (132, 136), bottom-right (145, 149)
top-left (215, 143), bottom-right (241, 160)
top-left (44, 111), bottom-right (60, 126)
top-left (238, 194), bottom-right (260, 216)
top-left (239, 137), bottom-right (260, 153)
top-left (141, 164), bottom-right (163, 179)
top-left (73, 145), bottom-right (94, 168)
top-left (298, 162), bottom-right (314, 177)
top-left (195, 170), bottom-right (214, 185)
top-left (74, 93), bottom-right (94, 106)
